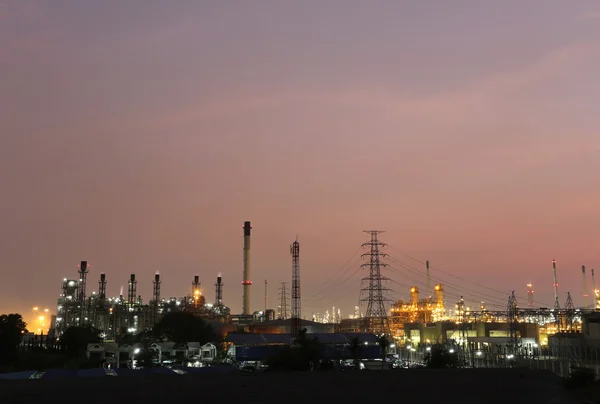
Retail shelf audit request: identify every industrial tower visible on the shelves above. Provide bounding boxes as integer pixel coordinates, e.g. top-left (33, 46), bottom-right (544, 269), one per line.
top-left (552, 259), bottom-right (561, 328)
top-left (582, 265), bottom-right (589, 309)
top-left (242, 221), bottom-right (252, 315)
top-left (527, 283), bottom-right (534, 308)
top-left (290, 238), bottom-right (301, 338)
top-left (552, 259), bottom-right (560, 310)
top-left (193, 275), bottom-right (201, 308)
top-left (278, 282), bottom-right (288, 320)
top-left (360, 230), bottom-right (390, 335)
top-left (264, 280), bottom-right (268, 313)
top-left (152, 272), bottom-right (161, 326)
top-left (426, 260), bottom-right (431, 301)
top-left (98, 273), bottom-right (107, 301)
top-left (215, 273), bottom-right (224, 307)
top-left (78, 261), bottom-right (89, 303)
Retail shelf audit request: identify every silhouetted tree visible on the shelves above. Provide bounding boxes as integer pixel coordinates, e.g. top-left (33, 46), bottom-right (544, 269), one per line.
top-left (377, 334), bottom-right (391, 370)
top-left (0, 313), bottom-right (27, 363)
top-left (60, 325), bottom-right (102, 357)
top-left (424, 344), bottom-right (460, 369)
top-left (267, 329), bottom-right (324, 371)
top-left (153, 312), bottom-right (215, 344)
top-left (348, 336), bottom-right (362, 369)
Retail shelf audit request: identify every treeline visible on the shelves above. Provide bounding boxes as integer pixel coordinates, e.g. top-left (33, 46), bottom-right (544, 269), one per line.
top-left (0, 312), bottom-right (217, 373)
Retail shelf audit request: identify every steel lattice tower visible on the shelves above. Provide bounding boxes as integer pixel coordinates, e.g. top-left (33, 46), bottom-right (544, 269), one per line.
top-left (278, 282), bottom-right (288, 320)
top-left (360, 230), bottom-right (390, 335)
top-left (565, 291), bottom-right (575, 331)
top-left (290, 239), bottom-right (301, 338)
top-left (507, 291), bottom-right (521, 355)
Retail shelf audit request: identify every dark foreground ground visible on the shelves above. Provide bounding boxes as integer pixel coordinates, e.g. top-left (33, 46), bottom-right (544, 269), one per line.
top-left (0, 368), bottom-right (585, 404)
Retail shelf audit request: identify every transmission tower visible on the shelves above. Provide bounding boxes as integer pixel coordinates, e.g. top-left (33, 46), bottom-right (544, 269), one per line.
top-left (359, 230), bottom-right (391, 335)
top-left (507, 291), bottom-right (521, 355)
top-left (278, 282), bottom-right (289, 320)
top-left (291, 239), bottom-right (301, 338)
top-left (565, 292), bottom-right (575, 331)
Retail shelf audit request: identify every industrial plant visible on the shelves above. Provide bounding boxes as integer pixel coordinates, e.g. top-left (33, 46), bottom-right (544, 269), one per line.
top-left (45, 222), bottom-right (600, 374)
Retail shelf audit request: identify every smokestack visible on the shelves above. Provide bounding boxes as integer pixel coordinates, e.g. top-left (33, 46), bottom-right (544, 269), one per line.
top-left (265, 279), bottom-right (268, 312)
top-left (426, 260), bottom-right (431, 300)
top-left (215, 273), bottom-right (223, 307)
top-left (242, 221), bottom-right (252, 315)
top-left (582, 265), bottom-right (589, 309)
top-left (153, 272), bottom-right (161, 301)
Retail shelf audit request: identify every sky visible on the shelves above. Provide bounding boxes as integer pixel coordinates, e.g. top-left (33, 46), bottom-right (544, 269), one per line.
top-left (1, 0), bottom-right (600, 327)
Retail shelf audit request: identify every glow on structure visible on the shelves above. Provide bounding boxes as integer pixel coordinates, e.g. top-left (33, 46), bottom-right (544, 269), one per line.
top-left (389, 284), bottom-right (446, 338)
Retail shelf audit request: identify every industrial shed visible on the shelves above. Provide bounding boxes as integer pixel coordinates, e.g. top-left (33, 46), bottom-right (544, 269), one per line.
top-left (226, 332), bottom-right (381, 361)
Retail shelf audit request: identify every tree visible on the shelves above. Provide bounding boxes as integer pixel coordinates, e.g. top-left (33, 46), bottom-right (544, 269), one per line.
top-left (267, 329), bottom-right (324, 371)
top-left (424, 344), bottom-right (460, 369)
top-left (377, 334), bottom-right (391, 370)
top-left (60, 325), bottom-right (102, 357)
top-left (0, 313), bottom-right (27, 363)
top-left (153, 312), bottom-right (215, 344)
top-left (348, 336), bottom-right (362, 369)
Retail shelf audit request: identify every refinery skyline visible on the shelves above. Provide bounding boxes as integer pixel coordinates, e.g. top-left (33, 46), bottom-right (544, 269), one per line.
top-left (13, 222), bottom-right (600, 330)
top-left (2, 1), bottom-right (600, 326)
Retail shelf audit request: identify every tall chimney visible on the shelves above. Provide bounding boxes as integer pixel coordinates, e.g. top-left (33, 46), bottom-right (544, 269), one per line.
top-left (265, 279), bottom-right (268, 312)
top-left (582, 265), bottom-right (589, 309)
top-left (242, 221), bottom-right (252, 315)
top-left (215, 273), bottom-right (223, 307)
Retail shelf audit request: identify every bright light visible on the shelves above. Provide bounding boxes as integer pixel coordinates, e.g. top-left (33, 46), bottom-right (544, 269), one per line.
top-left (134, 348), bottom-right (140, 354)
top-left (406, 345), bottom-right (411, 350)
top-left (533, 343), bottom-right (538, 348)
top-left (38, 316), bottom-right (44, 321)
top-left (476, 351), bottom-right (482, 356)
top-left (390, 344), bottom-right (395, 348)
top-left (449, 349), bottom-right (455, 353)
top-left (507, 354), bottom-right (514, 359)
top-left (426, 347), bottom-right (431, 351)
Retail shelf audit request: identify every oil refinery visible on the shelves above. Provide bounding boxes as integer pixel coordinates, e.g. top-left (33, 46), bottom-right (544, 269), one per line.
top-left (45, 222), bottom-right (600, 363)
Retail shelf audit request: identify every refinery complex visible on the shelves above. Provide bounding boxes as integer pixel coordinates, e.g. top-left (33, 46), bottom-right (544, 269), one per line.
top-left (47, 222), bottom-right (600, 360)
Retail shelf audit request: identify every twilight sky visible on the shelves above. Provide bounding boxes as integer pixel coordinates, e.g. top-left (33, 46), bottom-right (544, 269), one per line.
top-left (2, 0), bottom-right (600, 325)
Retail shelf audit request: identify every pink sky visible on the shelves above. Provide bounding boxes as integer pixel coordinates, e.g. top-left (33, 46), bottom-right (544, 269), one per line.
top-left (1, 0), bottom-right (600, 326)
